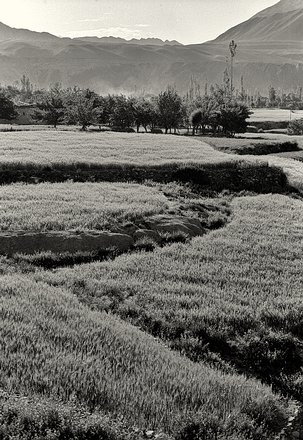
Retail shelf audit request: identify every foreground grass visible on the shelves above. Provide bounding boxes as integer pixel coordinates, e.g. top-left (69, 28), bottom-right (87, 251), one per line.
top-left (0, 274), bottom-right (287, 439)
top-left (0, 182), bottom-right (169, 232)
top-left (39, 194), bottom-right (303, 400)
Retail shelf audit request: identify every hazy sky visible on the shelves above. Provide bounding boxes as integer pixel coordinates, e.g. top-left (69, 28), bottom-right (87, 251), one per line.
top-left (2, 0), bottom-right (278, 44)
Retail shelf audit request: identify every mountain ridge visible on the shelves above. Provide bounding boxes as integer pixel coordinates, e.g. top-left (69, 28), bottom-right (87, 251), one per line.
top-left (74, 36), bottom-right (182, 46)
top-left (216, 0), bottom-right (303, 41)
top-left (0, 22), bottom-right (181, 47)
top-left (0, 1), bottom-right (303, 95)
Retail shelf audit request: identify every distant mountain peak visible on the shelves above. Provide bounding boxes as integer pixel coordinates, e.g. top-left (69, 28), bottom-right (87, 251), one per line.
top-left (215, 0), bottom-right (303, 42)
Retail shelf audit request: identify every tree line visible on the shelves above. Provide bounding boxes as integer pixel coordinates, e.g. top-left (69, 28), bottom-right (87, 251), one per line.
top-left (0, 81), bottom-right (251, 137)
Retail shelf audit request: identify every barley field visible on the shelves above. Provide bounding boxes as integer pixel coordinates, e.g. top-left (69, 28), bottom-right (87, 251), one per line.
top-left (0, 182), bottom-right (169, 232)
top-left (1, 130), bottom-right (303, 438)
top-left (0, 131), bottom-right (228, 165)
top-left (38, 194), bottom-right (303, 400)
top-left (0, 273), bottom-right (286, 437)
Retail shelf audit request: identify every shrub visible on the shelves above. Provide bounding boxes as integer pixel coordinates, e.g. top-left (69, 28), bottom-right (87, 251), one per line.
top-left (253, 121), bottom-right (289, 131)
top-left (0, 161), bottom-right (290, 194)
top-left (174, 162), bottom-right (289, 193)
top-left (233, 141), bottom-right (299, 156)
top-left (288, 118), bottom-right (303, 135)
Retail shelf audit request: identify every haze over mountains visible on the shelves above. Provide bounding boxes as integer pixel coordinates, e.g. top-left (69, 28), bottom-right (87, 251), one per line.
top-left (0, 0), bottom-right (302, 95)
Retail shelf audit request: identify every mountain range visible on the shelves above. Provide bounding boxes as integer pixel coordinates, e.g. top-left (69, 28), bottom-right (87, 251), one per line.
top-left (0, 0), bottom-right (302, 95)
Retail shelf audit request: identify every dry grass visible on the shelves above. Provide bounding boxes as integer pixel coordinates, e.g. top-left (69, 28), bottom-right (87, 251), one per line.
top-left (0, 182), bottom-right (168, 232)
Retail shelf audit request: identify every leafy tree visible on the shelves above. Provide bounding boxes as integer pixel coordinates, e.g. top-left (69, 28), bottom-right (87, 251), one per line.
top-left (94, 95), bottom-right (116, 129)
top-left (19, 75), bottom-right (34, 102)
top-left (217, 101), bottom-right (251, 136)
top-left (190, 109), bottom-right (203, 135)
top-left (33, 84), bottom-right (65, 128)
top-left (65, 88), bottom-right (99, 130)
top-left (132, 97), bottom-right (157, 132)
top-left (110, 95), bottom-right (135, 129)
top-left (0, 92), bottom-right (18, 120)
top-left (268, 86), bottom-right (277, 108)
top-left (157, 86), bottom-right (184, 134)
top-left (190, 96), bottom-right (219, 135)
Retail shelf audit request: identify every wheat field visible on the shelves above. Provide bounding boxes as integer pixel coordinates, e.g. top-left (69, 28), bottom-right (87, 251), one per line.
top-left (0, 273), bottom-right (286, 436)
top-left (0, 181), bottom-right (169, 232)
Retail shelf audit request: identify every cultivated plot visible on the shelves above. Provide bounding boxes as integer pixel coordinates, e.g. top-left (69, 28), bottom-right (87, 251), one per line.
top-left (0, 182), bottom-right (169, 232)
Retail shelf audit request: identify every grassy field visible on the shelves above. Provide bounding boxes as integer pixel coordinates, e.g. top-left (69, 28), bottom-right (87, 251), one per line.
top-left (0, 273), bottom-right (288, 439)
top-left (38, 194), bottom-right (303, 401)
top-left (1, 130), bottom-right (303, 438)
top-left (0, 131), bottom-right (229, 165)
top-left (0, 182), bottom-right (169, 232)
top-left (0, 131), bottom-right (301, 197)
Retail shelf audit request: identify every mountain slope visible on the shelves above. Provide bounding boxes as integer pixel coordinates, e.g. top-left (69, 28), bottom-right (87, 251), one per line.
top-left (0, 1), bottom-right (303, 95)
top-left (216, 0), bottom-right (303, 41)
top-left (0, 21), bottom-right (59, 43)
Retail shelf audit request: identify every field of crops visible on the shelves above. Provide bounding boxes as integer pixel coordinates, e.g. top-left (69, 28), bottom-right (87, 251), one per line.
top-left (38, 194), bottom-right (303, 400)
top-left (1, 130), bottom-right (303, 438)
top-left (0, 273), bottom-right (288, 438)
top-left (0, 182), bottom-right (169, 232)
top-left (0, 131), bottom-right (229, 165)
top-left (195, 135), bottom-right (303, 191)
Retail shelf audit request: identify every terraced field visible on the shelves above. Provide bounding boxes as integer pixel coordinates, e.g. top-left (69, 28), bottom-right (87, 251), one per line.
top-left (1, 130), bottom-right (303, 439)
top-left (0, 182), bottom-right (169, 232)
top-left (0, 273), bottom-right (287, 438)
top-left (37, 194), bottom-right (303, 400)
top-left (0, 131), bottom-right (227, 165)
